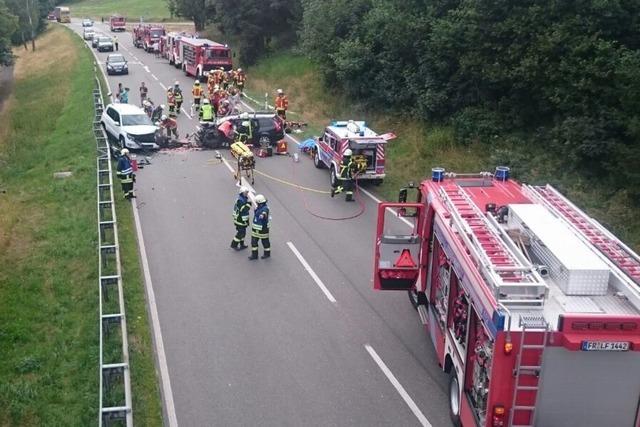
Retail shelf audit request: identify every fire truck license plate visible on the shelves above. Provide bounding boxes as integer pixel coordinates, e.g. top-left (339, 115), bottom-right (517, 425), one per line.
top-left (581, 341), bottom-right (630, 351)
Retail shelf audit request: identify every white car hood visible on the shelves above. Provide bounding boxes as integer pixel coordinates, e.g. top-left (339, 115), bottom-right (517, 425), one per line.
top-left (124, 125), bottom-right (157, 135)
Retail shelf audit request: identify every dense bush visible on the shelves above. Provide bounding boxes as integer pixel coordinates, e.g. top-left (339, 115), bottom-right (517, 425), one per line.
top-left (301, 0), bottom-right (640, 199)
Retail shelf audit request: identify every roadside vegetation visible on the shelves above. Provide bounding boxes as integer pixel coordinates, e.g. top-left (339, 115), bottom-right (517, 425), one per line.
top-left (0, 25), bottom-right (161, 425)
top-left (63, 0), bottom-right (171, 21)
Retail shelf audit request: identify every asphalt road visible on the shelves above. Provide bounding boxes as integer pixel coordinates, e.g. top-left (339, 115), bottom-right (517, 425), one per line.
top-left (69, 21), bottom-right (453, 427)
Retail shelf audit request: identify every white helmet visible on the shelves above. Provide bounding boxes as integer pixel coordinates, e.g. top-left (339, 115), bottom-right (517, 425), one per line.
top-left (203, 98), bottom-right (210, 104)
top-left (214, 85), bottom-right (220, 90)
top-left (160, 104), bottom-right (166, 109)
top-left (276, 89), bottom-right (283, 95)
top-left (241, 121), bottom-right (250, 127)
top-left (161, 114), bottom-right (167, 120)
top-left (344, 149), bottom-right (353, 156)
top-left (121, 148), bottom-right (129, 155)
top-left (240, 112), bottom-right (249, 119)
top-left (255, 194), bottom-right (266, 204)
top-left (174, 80), bottom-right (180, 86)
top-left (219, 67), bottom-right (224, 71)
top-left (239, 186), bottom-right (249, 194)
top-left (237, 68), bottom-right (242, 72)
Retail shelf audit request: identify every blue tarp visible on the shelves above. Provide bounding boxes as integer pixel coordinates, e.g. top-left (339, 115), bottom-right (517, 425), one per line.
top-left (298, 138), bottom-right (316, 152)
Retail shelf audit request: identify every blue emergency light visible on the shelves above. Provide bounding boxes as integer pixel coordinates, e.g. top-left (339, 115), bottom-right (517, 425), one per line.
top-left (432, 167), bottom-right (445, 182)
top-left (495, 166), bottom-right (510, 182)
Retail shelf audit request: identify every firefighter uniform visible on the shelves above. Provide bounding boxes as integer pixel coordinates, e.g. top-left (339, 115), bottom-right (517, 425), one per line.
top-left (331, 150), bottom-right (355, 201)
top-left (231, 188), bottom-right (251, 250)
top-left (167, 89), bottom-right (176, 118)
top-left (160, 116), bottom-right (178, 138)
top-left (199, 100), bottom-right (214, 122)
top-left (116, 150), bottom-right (135, 199)
top-left (192, 82), bottom-right (203, 111)
top-left (173, 83), bottom-right (183, 114)
top-left (235, 116), bottom-right (252, 143)
top-left (275, 90), bottom-right (288, 120)
top-left (235, 68), bottom-right (246, 93)
top-left (248, 195), bottom-right (270, 260)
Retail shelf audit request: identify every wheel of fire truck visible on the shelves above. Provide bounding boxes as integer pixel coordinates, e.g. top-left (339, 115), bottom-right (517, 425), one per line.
top-left (313, 149), bottom-right (324, 169)
top-left (449, 372), bottom-right (462, 427)
top-left (330, 166), bottom-right (338, 187)
top-left (169, 57), bottom-right (174, 65)
top-left (408, 289), bottom-right (428, 310)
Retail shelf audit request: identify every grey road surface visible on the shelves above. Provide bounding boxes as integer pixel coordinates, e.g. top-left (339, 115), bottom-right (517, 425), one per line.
top-left (69, 20), bottom-right (453, 427)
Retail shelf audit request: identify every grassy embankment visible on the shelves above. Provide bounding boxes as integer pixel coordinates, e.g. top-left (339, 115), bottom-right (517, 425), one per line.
top-left (0, 25), bottom-right (162, 425)
top-left (63, 0), bottom-right (172, 21)
top-left (245, 52), bottom-right (640, 249)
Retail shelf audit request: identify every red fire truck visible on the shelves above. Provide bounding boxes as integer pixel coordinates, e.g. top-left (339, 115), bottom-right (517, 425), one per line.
top-left (163, 32), bottom-right (191, 68)
top-left (132, 24), bottom-right (165, 52)
top-left (180, 37), bottom-right (232, 81)
top-left (109, 15), bottom-right (126, 32)
top-left (312, 120), bottom-right (395, 187)
top-left (374, 167), bottom-right (640, 427)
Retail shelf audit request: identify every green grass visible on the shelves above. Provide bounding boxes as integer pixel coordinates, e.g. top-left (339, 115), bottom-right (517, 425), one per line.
top-left (0, 25), bottom-right (162, 425)
top-left (64, 0), bottom-right (172, 21)
top-left (245, 51), bottom-right (640, 250)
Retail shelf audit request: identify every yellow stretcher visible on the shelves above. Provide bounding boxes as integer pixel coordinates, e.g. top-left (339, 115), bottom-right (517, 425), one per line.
top-left (230, 141), bottom-right (255, 184)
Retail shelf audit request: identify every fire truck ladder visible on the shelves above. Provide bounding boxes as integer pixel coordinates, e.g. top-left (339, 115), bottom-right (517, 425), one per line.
top-left (509, 314), bottom-right (549, 427)
top-left (524, 184), bottom-right (640, 309)
top-left (440, 186), bottom-right (548, 309)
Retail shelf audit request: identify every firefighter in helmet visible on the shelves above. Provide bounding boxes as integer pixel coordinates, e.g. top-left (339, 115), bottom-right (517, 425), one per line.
top-left (173, 81), bottom-right (183, 114)
top-left (199, 98), bottom-right (214, 122)
top-left (274, 88), bottom-right (288, 120)
top-left (159, 114), bottom-right (178, 138)
top-left (248, 194), bottom-right (271, 260)
top-left (166, 88), bottom-right (176, 118)
top-left (235, 68), bottom-right (246, 93)
top-left (331, 148), bottom-right (356, 202)
top-left (234, 112), bottom-right (252, 143)
top-left (231, 186), bottom-right (251, 250)
top-left (192, 81), bottom-right (203, 112)
top-left (116, 149), bottom-right (135, 200)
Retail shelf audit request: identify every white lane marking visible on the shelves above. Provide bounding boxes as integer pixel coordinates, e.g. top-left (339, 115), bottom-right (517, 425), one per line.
top-left (159, 82), bottom-right (167, 90)
top-left (144, 65), bottom-right (150, 73)
top-left (287, 242), bottom-right (337, 303)
top-left (364, 345), bottom-right (431, 427)
top-left (181, 108), bottom-right (192, 120)
top-left (133, 200), bottom-right (179, 427)
top-left (152, 74), bottom-right (159, 81)
top-left (76, 28), bottom-right (179, 427)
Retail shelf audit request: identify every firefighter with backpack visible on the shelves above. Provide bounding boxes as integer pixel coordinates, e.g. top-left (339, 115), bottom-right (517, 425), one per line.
top-left (331, 149), bottom-right (356, 202)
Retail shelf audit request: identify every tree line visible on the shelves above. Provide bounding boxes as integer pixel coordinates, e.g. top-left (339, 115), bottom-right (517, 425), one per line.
top-left (171, 0), bottom-right (640, 200)
top-left (0, 0), bottom-right (60, 64)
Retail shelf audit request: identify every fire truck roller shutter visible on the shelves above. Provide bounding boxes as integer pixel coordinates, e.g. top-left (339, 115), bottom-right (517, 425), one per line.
top-left (534, 346), bottom-right (640, 427)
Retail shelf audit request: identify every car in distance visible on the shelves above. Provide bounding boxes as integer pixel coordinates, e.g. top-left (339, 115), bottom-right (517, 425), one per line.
top-left (217, 111), bottom-right (285, 146)
top-left (82, 18), bottom-right (93, 27)
top-left (106, 54), bottom-right (128, 75)
top-left (101, 103), bottom-right (159, 151)
top-left (97, 36), bottom-right (114, 52)
top-left (83, 27), bottom-right (95, 40)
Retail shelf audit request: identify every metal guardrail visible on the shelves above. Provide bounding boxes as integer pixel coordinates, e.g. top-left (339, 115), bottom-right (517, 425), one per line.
top-left (92, 66), bottom-right (133, 426)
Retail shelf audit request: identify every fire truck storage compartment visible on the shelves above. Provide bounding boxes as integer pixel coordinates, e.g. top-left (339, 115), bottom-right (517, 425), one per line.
top-left (507, 204), bottom-right (610, 295)
top-left (349, 141), bottom-right (378, 171)
top-left (535, 346), bottom-right (640, 427)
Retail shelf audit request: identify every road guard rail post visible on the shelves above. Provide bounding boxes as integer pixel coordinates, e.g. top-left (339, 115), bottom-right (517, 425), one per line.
top-left (92, 65), bottom-right (134, 427)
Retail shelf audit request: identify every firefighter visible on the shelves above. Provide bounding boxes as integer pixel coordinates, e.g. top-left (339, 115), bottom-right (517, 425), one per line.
top-left (173, 81), bottom-right (183, 114)
top-left (116, 149), bottom-right (135, 199)
top-left (199, 98), bottom-right (214, 122)
top-left (235, 68), bottom-right (246, 93)
top-left (142, 99), bottom-right (154, 117)
top-left (248, 194), bottom-right (270, 260)
top-left (217, 99), bottom-right (230, 117)
top-left (331, 148), bottom-right (356, 202)
top-left (139, 82), bottom-right (148, 106)
top-left (231, 186), bottom-right (251, 250)
top-left (207, 70), bottom-right (217, 94)
top-left (151, 103), bottom-right (165, 122)
top-left (222, 69), bottom-right (230, 90)
top-left (214, 67), bottom-right (225, 86)
top-left (167, 88), bottom-right (176, 118)
top-left (211, 85), bottom-right (222, 115)
top-left (192, 81), bottom-right (203, 112)
top-left (159, 114), bottom-right (178, 138)
top-left (234, 112), bottom-right (252, 143)
top-left (274, 89), bottom-right (288, 120)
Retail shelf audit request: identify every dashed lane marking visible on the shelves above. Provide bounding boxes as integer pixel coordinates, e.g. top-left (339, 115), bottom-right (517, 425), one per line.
top-left (287, 242), bottom-right (337, 304)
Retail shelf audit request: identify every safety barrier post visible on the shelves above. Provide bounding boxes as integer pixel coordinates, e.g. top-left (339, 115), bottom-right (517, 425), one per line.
top-left (93, 67), bottom-right (134, 427)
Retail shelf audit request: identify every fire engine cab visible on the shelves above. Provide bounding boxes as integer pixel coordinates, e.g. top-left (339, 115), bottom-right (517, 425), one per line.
top-left (180, 37), bottom-right (232, 81)
top-left (374, 167), bottom-right (640, 427)
top-left (109, 15), bottom-right (126, 32)
top-left (133, 24), bottom-right (165, 52)
top-left (163, 32), bottom-right (192, 68)
top-left (312, 120), bottom-right (395, 187)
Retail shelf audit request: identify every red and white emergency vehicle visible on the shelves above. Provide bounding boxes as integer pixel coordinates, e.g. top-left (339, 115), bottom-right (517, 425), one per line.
top-left (180, 37), bottom-right (232, 81)
top-left (374, 167), bottom-right (640, 427)
top-left (312, 120), bottom-right (395, 186)
top-left (132, 24), bottom-right (165, 52)
top-left (162, 32), bottom-right (192, 68)
top-left (109, 15), bottom-right (126, 32)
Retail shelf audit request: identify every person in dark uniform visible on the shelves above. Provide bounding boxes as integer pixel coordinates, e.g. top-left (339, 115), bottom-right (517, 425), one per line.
top-left (231, 187), bottom-right (251, 250)
top-left (248, 194), bottom-right (270, 260)
top-left (116, 149), bottom-right (135, 199)
top-left (331, 148), bottom-right (355, 201)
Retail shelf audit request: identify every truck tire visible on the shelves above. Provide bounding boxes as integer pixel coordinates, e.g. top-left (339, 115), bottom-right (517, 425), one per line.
top-left (330, 166), bottom-right (338, 188)
top-left (313, 150), bottom-right (324, 169)
top-left (449, 372), bottom-right (462, 427)
top-left (408, 289), bottom-right (419, 310)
